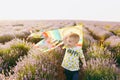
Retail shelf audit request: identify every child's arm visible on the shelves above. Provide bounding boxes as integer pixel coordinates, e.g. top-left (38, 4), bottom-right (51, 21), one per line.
top-left (78, 48), bottom-right (87, 68)
top-left (80, 58), bottom-right (86, 68)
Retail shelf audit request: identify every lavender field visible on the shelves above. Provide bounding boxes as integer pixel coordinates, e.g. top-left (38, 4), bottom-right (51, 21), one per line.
top-left (0, 20), bottom-right (120, 80)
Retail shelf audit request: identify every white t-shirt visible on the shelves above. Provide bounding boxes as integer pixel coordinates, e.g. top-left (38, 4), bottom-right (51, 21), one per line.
top-left (61, 46), bottom-right (85, 71)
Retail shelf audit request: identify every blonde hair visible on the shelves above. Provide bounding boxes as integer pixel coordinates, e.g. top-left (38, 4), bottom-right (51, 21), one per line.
top-left (68, 32), bottom-right (80, 39)
top-left (63, 33), bottom-right (80, 45)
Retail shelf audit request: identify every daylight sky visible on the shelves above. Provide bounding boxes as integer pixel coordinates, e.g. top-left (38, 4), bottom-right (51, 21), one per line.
top-left (0, 0), bottom-right (120, 22)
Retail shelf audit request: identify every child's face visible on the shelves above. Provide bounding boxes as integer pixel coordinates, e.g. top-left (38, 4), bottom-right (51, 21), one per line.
top-left (65, 37), bottom-right (79, 47)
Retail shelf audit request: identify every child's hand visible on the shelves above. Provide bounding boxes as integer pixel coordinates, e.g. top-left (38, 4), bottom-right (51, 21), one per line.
top-left (82, 63), bottom-right (87, 69)
top-left (80, 58), bottom-right (87, 69)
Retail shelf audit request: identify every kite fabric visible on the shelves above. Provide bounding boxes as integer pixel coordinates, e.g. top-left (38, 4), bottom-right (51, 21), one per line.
top-left (35, 24), bottom-right (83, 50)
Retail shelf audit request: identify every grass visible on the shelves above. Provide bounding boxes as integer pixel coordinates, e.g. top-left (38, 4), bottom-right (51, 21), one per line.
top-left (110, 45), bottom-right (120, 65)
top-left (85, 43), bottom-right (112, 60)
top-left (8, 48), bottom-right (65, 80)
top-left (84, 58), bottom-right (119, 80)
top-left (0, 30), bottom-right (30, 44)
top-left (0, 39), bottom-right (32, 76)
top-left (0, 34), bottom-right (14, 43)
top-left (26, 32), bottom-right (43, 44)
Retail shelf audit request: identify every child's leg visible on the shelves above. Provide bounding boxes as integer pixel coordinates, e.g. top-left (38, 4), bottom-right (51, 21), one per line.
top-left (64, 69), bottom-right (72, 80)
top-left (72, 71), bottom-right (79, 80)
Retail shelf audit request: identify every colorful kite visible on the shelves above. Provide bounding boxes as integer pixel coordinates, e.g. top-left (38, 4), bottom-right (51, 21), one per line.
top-left (35, 24), bottom-right (83, 50)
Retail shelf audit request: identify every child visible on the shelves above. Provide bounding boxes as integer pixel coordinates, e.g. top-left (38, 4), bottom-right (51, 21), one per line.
top-left (61, 32), bottom-right (86, 80)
